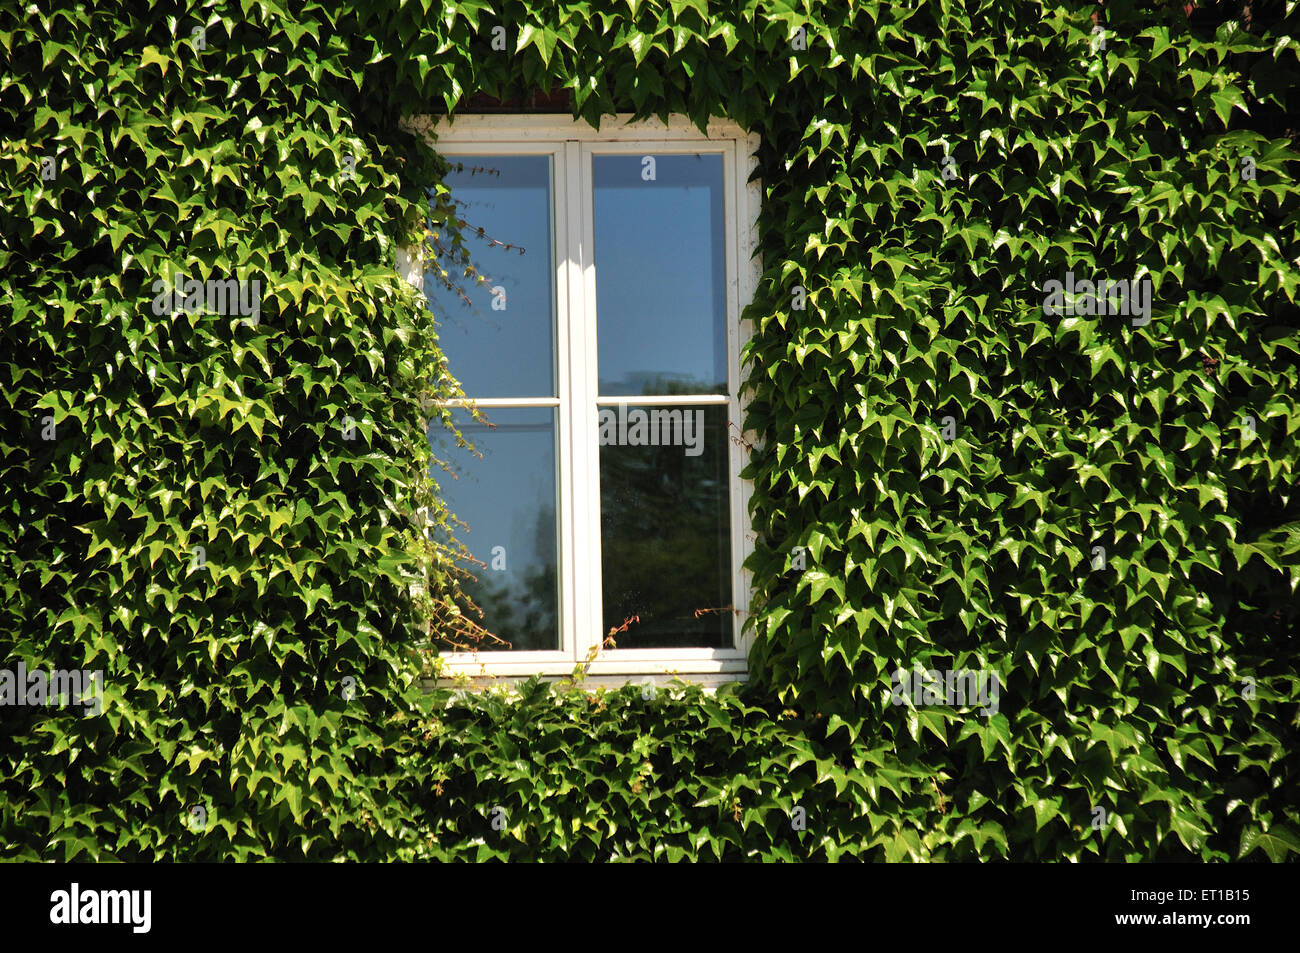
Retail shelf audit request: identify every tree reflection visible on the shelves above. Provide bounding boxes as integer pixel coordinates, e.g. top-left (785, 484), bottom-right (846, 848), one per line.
top-left (452, 504), bottom-right (559, 652)
top-left (599, 405), bottom-right (732, 648)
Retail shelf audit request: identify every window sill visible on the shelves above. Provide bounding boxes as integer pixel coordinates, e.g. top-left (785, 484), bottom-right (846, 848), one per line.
top-left (422, 670), bottom-right (747, 694)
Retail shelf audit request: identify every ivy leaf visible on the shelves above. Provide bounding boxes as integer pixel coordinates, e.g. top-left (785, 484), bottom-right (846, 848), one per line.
top-left (140, 45), bottom-right (172, 76)
top-left (1238, 826), bottom-right (1300, 862)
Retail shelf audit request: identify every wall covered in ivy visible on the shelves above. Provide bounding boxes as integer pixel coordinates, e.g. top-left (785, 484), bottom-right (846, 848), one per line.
top-left (2, 0), bottom-right (1297, 860)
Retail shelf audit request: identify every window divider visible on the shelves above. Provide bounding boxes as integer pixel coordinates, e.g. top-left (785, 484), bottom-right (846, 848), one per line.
top-left (593, 395), bottom-right (731, 406)
top-left (563, 138), bottom-right (594, 663)
top-left (574, 140), bottom-right (605, 661)
top-left (437, 397), bottom-right (561, 407)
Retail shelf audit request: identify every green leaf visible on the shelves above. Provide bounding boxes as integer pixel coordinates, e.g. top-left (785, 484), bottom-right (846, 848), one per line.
top-left (1238, 826), bottom-right (1300, 862)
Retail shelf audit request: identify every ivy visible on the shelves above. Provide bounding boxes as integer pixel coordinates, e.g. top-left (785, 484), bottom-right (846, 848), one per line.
top-left (2, 0), bottom-right (1298, 860)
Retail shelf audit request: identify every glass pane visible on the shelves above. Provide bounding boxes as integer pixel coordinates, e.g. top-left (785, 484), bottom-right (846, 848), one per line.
top-left (593, 154), bottom-right (727, 397)
top-left (424, 155), bottom-right (555, 398)
top-left (427, 408), bottom-right (560, 651)
top-left (598, 403), bottom-right (732, 648)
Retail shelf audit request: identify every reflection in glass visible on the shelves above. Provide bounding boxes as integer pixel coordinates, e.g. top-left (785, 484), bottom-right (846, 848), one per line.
top-left (424, 155), bottom-right (556, 398)
top-left (598, 404), bottom-right (732, 648)
top-left (427, 408), bottom-right (560, 651)
top-left (593, 154), bottom-right (727, 396)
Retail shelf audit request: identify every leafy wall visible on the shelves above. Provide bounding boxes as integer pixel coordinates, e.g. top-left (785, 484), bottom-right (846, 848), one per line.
top-left (2, 0), bottom-right (1298, 861)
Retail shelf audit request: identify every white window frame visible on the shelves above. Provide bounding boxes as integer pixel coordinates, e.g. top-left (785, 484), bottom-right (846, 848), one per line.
top-left (404, 114), bottom-right (761, 681)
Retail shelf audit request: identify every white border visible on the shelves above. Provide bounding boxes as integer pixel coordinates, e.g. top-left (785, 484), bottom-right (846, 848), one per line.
top-left (406, 114), bottom-right (762, 681)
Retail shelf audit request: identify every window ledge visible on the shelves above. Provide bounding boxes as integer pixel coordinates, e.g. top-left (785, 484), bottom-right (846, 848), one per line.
top-left (423, 671), bottom-right (747, 695)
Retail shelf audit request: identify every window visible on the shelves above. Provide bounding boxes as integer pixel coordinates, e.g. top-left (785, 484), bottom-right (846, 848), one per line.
top-left (409, 115), bottom-right (760, 680)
